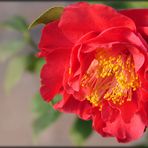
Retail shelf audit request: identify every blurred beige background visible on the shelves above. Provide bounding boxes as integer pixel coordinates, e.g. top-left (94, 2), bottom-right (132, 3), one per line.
top-left (0, 1), bottom-right (146, 146)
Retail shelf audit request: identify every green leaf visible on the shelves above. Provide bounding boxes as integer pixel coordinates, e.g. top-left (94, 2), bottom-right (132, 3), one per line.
top-left (33, 93), bottom-right (61, 136)
top-left (51, 94), bottom-right (62, 105)
top-left (28, 7), bottom-right (64, 29)
top-left (0, 16), bottom-right (28, 32)
top-left (4, 56), bottom-right (27, 93)
top-left (0, 40), bottom-right (25, 62)
top-left (70, 118), bottom-right (93, 146)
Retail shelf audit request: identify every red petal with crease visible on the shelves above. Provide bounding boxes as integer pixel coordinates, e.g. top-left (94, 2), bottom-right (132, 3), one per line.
top-left (92, 108), bottom-right (108, 137)
top-left (119, 97), bottom-right (138, 123)
top-left (39, 21), bottom-right (72, 54)
top-left (101, 101), bottom-right (119, 123)
top-left (81, 27), bottom-right (146, 71)
top-left (138, 27), bottom-right (148, 43)
top-left (119, 9), bottom-right (148, 27)
top-left (54, 93), bottom-right (92, 120)
top-left (119, 9), bottom-right (148, 43)
top-left (140, 88), bottom-right (148, 102)
top-left (103, 114), bottom-right (145, 142)
top-left (86, 27), bottom-right (147, 51)
top-left (139, 102), bottom-right (148, 126)
top-left (40, 49), bottom-right (70, 102)
top-left (59, 2), bottom-right (135, 43)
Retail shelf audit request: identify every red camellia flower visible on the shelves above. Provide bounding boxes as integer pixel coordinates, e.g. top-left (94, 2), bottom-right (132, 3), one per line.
top-left (38, 2), bottom-right (148, 142)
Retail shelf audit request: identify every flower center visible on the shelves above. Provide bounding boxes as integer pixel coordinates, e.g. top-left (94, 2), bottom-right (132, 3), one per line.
top-left (81, 49), bottom-right (140, 110)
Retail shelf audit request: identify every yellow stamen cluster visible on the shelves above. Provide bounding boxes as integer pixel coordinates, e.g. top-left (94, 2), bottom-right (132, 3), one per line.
top-left (81, 49), bottom-right (140, 109)
top-left (86, 91), bottom-right (103, 111)
top-left (86, 91), bottom-right (99, 107)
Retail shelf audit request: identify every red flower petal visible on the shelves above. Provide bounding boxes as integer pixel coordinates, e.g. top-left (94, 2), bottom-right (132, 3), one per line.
top-left (59, 2), bottom-right (135, 43)
top-left (92, 109), bottom-right (108, 137)
top-left (92, 108), bottom-right (111, 137)
top-left (128, 47), bottom-right (145, 72)
top-left (40, 49), bottom-right (70, 102)
top-left (103, 114), bottom-right (145, 142)
top-left (138, 61), bottom-right (148, 90)
top-left (140, 88), bottom-right (148, 102)
top-left (120, 9), bottom-right (148, 43)
top-left (54, 93), bottom-right (92, 120)
top-left (39, 21), bottom-right (72, 54)
top-left (101, 101), bottom-right (119, 123)
top-left (82, 27), bottom-right (146, 71)
top-left (119, 98), bottom-right (138, 123)
top-left (69, 31), bottom-right (98, 77)
top-left (138, 27), bottom-right (148, 43)
top-left (119, 9), bottom-right (148, 27)
top-left (89, 27), bottom-right (146, 51)
top-left (139, 102), bottom-right (148, 126)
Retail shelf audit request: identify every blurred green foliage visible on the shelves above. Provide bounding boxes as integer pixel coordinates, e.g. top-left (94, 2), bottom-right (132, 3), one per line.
top-left (0, 40), bottom-right (25, 62)
top-left (71, 118), bottom-right (92, 146)
top-left (4, 56), bottom-right (28, 93)
top-left (103, 1), bottom-right (148, 9)
top-left (0, 16), bottom-right (28, 32)
top-left (1, 1), bottom-right (148, 146)
top-left (32, 93), bottom-right (61, 136)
